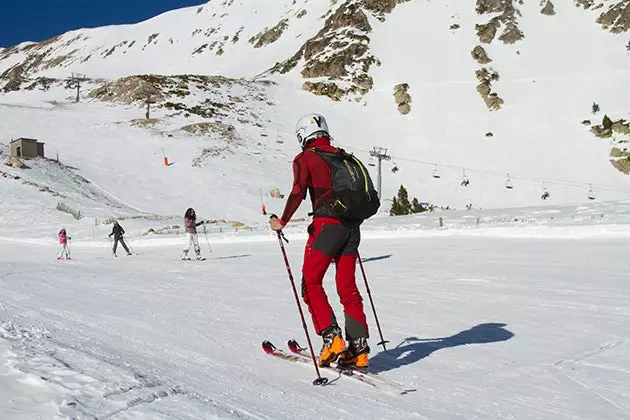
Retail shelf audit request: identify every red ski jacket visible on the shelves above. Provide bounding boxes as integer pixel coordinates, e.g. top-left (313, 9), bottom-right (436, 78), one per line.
top-left (279, 136), bottom-right (337, 226)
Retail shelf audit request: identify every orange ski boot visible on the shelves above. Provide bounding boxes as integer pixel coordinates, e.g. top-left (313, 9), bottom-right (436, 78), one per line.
top-left (319, 325), bottom-right (346, 367)
top-left (338, 338), bottom-right (369, 372)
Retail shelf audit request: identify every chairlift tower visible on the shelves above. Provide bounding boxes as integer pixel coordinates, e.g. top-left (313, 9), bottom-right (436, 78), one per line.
top-left (69, 73), bottom-right (87, 103)
top-left (369, 146), bottom-right (391, 199)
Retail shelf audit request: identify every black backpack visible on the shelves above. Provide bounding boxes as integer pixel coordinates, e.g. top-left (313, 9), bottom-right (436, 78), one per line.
top-left (311, 148), bottom-right (380, 220)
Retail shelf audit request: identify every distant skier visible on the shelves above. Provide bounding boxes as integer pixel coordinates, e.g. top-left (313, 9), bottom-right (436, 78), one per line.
top-left (269, 113), bottom-right (380, 371)
top-left (182, 207), bottom-right (205, 260)
top-left (57, 228), bottom-right (70, 260)
top-left (108, 221), bottom-right (131, 257)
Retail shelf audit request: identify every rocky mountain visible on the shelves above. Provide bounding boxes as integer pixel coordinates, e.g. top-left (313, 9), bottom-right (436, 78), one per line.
top-left (1, 0), bottom-right (629, 216)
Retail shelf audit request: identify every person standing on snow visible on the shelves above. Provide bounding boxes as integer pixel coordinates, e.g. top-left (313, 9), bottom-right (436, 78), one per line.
top-left (269, 113), bottom-right (379, 371)
top-left (182, 207), bottom-right (205, 260)
top-left (57, 228), bottom-right (70, 260)
top-left (108, 221), bottom-right (132, 257)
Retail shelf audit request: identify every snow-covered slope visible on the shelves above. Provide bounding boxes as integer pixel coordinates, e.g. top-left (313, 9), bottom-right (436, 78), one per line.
top-left (1, 206), bottom-right (630, 419)
top-left (1, 1), bottom-right (628, 229)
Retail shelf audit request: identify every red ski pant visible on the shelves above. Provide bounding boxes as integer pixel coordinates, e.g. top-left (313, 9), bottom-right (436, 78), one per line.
top-left (301, 218), bottom-right (368, 340)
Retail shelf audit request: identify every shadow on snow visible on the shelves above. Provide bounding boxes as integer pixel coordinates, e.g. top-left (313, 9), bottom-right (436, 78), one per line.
top-left (360, 254), bottom-right (393, 263)
top-left (370, 323), bottom-right (514, 374)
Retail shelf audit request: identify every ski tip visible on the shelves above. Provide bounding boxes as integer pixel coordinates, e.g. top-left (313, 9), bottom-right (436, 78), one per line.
top-left (262, 340), bottom-right (275, 354)
top-left (287, 339), bottom-right (304, 353)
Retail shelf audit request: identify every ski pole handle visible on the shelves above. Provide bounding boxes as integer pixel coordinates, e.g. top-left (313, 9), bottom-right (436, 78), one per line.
top-left (269, 214), bottom-right (289, 243)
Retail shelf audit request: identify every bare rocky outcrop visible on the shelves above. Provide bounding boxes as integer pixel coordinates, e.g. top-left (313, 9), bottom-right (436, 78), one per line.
top-left (475, 0), bottom-right (524, 44)
top-left (362, 0), bottom-right (410, 20)
top-left (271, 0), bottom-right (407, 101)
top-left (0, 38), bottom-right (77, 92)
top-left (181, 121), bottom-right (237, 139)
top-left (596, 1), bottom-right (630, 33)
top-left (574, 0), bottom-right (630, 33)
top-left (471, 45), bottom-right (492, 64)
top-left (89, 75), bottom-right (170, 104)
top-left (610, 146), bottom-right (630, 173)
top-left (393, 83), bottom-right (412, 115)
top-left (249, 19), bottom-right (289, 48)
top-left (476, 68), bottom-right (504, 111)
top-left (541, 0), bottom-right (556, 16)
top-left (273, 2), bottom-right (375, 101)
top-left (590, 115), bottom-right (630, 138)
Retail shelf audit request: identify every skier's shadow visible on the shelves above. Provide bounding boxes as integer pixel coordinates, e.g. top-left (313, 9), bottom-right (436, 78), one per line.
top-left (370, 323), bottom-right (514, 374)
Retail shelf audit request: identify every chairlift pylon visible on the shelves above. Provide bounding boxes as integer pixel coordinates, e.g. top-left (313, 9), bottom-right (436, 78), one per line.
top-left (505, 173), bottom-right (514, 190)
top-left (432, 164), bottom-right (441, 179)
top-left (587, 183), bottom-right (596, 200)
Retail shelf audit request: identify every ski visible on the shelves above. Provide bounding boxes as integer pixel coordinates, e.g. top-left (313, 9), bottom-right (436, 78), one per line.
top-left (287, 339), bottom-right (416, 394)
top-left (262, 341), bottom-right (415, 394)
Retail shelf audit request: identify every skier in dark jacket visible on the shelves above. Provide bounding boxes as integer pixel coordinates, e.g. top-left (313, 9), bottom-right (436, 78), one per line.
top-left (269, 113), bottom-right (369, 371)
top-left (108, 221), bottom-right (131, 256)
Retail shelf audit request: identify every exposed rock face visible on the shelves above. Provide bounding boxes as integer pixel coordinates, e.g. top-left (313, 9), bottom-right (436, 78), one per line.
top-left (475, 68), bottom-right (504, 111)
top-left (362, 0), bottom-right (410, 20)
top-left (272, 0), bottom-right (408, 101)
top-left (574, 0), bottom-right (630, 33)
top-left (474, 0), bottom-right (524, 44)
top-left (393, 83), bottom-right (412, 115)
top-left (541, 0), bottom-right (556, 16)
top-left (596, 1), bottom-right (630, 33)
top-left (590, 115), bottom-right (630, 138)
top-left (471, 46), bottom-right (492, 64)
top-left (249, 19), bottom-right (289, 48)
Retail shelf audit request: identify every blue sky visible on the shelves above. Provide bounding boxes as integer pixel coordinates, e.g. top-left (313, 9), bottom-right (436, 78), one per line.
top-left (0, 0), bottom-right (207, 47)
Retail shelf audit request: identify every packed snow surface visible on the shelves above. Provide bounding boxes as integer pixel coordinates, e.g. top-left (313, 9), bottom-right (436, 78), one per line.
top-left (1, 202), bottom-right (629, 419)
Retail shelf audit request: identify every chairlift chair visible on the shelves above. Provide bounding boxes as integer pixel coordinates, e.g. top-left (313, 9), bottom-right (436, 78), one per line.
top-left (587, 184), bottom-right (596, 200)
top-left (461, 170), bottom-right (470, 187)
top-left (541, 182), bottom-right (550, 200)
top-left (432, 165), bottom-right (441, 179)
top-left (368, 156), bottom-right (376, 167)
top-left (505, 173), bottom-right (514, 190)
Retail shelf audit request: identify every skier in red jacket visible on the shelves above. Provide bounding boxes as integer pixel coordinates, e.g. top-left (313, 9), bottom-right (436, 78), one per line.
top-left (269, 113), bottom-right (369, 370)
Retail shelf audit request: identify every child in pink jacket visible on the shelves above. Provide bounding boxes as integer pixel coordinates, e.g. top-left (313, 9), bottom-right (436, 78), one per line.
top-left (57, 228), bottom-right (70, 260)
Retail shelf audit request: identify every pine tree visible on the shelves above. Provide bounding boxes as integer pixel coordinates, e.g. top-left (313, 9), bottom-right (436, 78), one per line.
top-left (390, 197), bottom-right (402, 216)
top-left (390, 185), bottom-right (412, 216)
top-left (592, 102), bottom-right (600, 114)
top-left (411, 198), bottom-right (427, 214)
top-left (397, 185), bottom-right (411, 214)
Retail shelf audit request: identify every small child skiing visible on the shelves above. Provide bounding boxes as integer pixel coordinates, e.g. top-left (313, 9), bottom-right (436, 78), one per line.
top-left (108, 221), bottom-right (132, 257)
top-left (181, 207), bottom-right (205, 260)
top-left (57, 228), bottom-right (70, 260)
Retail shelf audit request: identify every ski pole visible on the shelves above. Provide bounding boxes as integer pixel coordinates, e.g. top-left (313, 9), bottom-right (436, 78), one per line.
top-left (271, 215), bottom-right (327, 386)
top-left (125, 237), bottom-right (136, 255)
top-left (202, 223), bottom-right (212, 253)
top-left (357, 252), bottom-right (389, 351)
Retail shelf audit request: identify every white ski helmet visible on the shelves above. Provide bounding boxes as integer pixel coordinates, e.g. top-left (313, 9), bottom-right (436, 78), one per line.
top-left (294, 113), bottom-right (329, 147)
